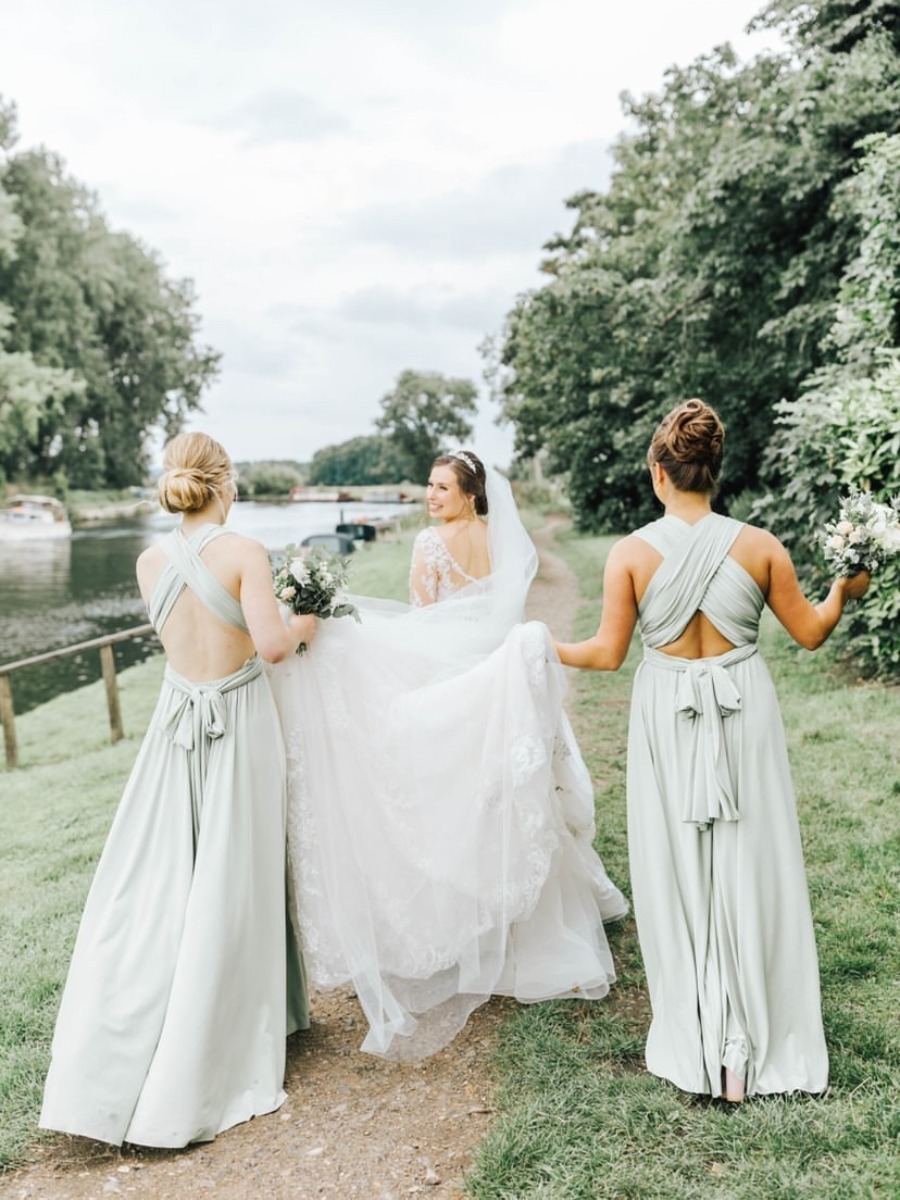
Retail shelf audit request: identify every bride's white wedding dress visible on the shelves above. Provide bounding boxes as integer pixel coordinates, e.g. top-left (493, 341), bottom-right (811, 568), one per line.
top-left (268, 467), bottom-right (627, 1059)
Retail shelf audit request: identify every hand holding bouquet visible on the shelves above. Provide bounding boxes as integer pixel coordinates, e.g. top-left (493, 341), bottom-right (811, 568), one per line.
top-left (273, 547), bottom-right (360, 654)
top-left (818, 489), bottom-right (900, 577)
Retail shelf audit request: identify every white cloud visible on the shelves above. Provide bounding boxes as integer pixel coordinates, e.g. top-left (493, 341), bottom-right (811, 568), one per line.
top-left (205, 90), bottom-right (350, 146)
top-left (345, 140), bottom-right (611, 258)
top-left (0, 0), bottom-right (781, 469)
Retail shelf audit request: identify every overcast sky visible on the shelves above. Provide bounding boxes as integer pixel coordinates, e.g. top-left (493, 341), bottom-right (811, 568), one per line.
top-left (2, 0), bottom-right (780, 470)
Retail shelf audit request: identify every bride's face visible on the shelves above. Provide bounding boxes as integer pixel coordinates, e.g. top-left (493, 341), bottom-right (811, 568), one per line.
top-left (426, 464), bottom-right (470, 522)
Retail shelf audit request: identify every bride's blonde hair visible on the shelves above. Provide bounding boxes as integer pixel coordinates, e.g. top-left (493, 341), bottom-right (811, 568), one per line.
top-left (158, 432), bottom-right (234, 514)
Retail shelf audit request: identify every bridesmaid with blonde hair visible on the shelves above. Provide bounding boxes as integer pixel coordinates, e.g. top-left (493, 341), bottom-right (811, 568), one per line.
top-left (555, 399), bottom-right (869, 1101)
top-left (41, 431), bottom-right (313, 1147)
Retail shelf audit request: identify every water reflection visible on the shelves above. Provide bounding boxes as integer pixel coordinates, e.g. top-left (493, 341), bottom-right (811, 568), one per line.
top-left (0, 538), bottom-right (72, 606)
top-left (0, 501), bottom-right (414, 715)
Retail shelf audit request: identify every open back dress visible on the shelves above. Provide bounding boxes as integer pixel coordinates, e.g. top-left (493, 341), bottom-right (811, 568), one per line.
top-left (40, 525), bottom-right (307, 1148)
top-left (627, 513), bottom-right (828, 1097)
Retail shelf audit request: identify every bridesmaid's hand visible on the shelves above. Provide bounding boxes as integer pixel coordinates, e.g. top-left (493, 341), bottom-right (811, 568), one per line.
top-left (290, 613), bottom-right (318, 648)
top-left (840, 571), bottom-right (871, 601)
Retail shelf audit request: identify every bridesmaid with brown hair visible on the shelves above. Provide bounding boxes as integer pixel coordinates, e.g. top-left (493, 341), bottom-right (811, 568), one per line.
top-left (555, 399), bottom-right (869, 1101)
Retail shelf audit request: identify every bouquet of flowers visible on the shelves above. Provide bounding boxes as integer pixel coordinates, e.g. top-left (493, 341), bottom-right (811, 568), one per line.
top-left (272, 546), bottom-right (360, 654)
top-left (818, 489), bottom-right (900, 577)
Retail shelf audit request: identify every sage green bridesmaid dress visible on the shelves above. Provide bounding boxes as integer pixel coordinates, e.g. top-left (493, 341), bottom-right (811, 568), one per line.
top-left (40, 525), bottom-right (308, 1148)
top-left (627, 513), bottom-right (828, 1097)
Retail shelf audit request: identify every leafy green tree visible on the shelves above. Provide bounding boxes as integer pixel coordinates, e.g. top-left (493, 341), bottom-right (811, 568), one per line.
top-left (0, 100), bottom-right (220, 488)
top-left (234, 460), bottom-right (308, 499)
top-left (753, 0), bottom-right (900, 55)
top-left (375, 369), bottom-right (477, 483)
top-left (755, 131), bottom-right (900, 676)
top-left (0, 100), bottom-right (83, 485)
top-left (496, 3), bottom-right (900, 532)
top-left (308, 434), bottom-right (408, 486)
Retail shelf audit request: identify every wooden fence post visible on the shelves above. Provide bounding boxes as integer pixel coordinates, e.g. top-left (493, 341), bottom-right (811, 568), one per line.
top-left (0, 675), bottom-right (17, 770)
top-left (100, 644), bottom-right (124, 744)
top-left (0, 623), bottom-right (155, 768)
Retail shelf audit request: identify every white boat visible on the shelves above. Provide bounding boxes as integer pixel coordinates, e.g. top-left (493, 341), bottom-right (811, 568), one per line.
top-left (0, 494), bottom-right (73, 541)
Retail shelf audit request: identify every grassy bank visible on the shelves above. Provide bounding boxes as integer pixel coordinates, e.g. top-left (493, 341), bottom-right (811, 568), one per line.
top-left (464, 531), bottom-right (899, 1200)
top-left (0, 529), bottom-right (419, 1170)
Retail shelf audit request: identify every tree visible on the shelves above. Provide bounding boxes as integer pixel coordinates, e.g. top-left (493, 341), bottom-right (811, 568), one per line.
top-left (0, 99), bottom-right (83, 485)
top-left (0, 100), bottom-right (220, 488)
top-left (754, 131), bottom-right (900, 677)
top-left (308, 434), bottom-right (408, 486)
top-left (495, 7), bottom-right (900, 531)
top-left (234, 459), bottom-right (308, 499)
top-left (375, 370), bottom-right (477, 483)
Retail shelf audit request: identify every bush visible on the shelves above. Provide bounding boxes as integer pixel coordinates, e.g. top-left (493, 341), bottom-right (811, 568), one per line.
top-left (753, 362), bottom-right (900, 677)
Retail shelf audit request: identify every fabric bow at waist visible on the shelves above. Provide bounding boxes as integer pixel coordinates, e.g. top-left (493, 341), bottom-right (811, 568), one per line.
top-left (158, 657), bottom-right (264, 853)
top-left (160, 656), bottom-right (263, 751)
top-left (643, 643), bottom-right (758, 829)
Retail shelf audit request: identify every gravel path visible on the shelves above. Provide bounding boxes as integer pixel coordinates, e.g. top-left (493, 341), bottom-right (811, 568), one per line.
top-left (0, 518), bottom-right (582, 1200)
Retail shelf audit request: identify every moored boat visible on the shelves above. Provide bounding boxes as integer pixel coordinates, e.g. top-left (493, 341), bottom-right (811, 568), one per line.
top-left (0, 494), bottom-right (73, 541)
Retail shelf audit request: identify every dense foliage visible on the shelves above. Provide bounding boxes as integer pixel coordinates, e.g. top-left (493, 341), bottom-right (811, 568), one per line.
top-left (497, 0), bottom-right (899, 525)
top-left (308, 434), bottom-right (408, 486)
top-left (495, 0), bottom-right (900, 674)
top-left (0, 99), bottom-right (219, 489)
top-left (754, 128), bottom-right (900, 674)
top-left (233, 459), bottom-right (308, 499)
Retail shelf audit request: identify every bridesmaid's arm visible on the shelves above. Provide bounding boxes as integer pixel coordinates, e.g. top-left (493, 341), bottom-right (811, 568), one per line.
top-left (239, 541), bottom-right (317, 661)
top-left (764, 535), bottom-right (869, 650)
top-left (554, 540), bottom-right (638, 671)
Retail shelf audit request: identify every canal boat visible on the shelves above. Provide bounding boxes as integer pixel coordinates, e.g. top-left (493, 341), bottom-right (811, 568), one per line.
top-left (0, 494), bottom-right (73, 541)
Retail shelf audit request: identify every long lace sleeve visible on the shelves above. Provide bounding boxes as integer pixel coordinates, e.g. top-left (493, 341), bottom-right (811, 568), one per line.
top-left (409, 529), bottom-right (441, 607)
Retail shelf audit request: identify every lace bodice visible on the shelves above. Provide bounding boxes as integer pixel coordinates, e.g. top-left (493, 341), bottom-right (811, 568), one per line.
top-left (409, 526), bottom-right (479, 606)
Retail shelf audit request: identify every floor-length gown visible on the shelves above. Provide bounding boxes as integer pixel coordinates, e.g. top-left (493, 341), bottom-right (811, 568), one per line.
top-left (269, 470), bottom-right (628, 1061)
top-left (627, 513), bottom-right (828, 1097)
top-left (40, 525), bottom-right (307, 1148)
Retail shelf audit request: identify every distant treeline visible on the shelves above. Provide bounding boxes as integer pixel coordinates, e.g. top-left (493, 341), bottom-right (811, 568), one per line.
top-left (307, 369), bottom-right (479, 487)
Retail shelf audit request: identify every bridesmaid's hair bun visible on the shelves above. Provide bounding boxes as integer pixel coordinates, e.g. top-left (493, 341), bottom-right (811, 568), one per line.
top-left (432, 449), bottom-right (489, 515)
top-left (158, 432), bottom-right (234, 514)
top-left (648, 399), bottom-right (724, 495)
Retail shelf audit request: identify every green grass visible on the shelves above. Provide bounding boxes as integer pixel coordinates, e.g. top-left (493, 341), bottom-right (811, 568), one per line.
top-left (0, 656), bottom-right (166, 1168)
top-left (463, 530), bottom-right (900, 1200)
top-left (344, 516), bottom-right (422, 600)
top-left (2, 522), bottom-right (897, 1192)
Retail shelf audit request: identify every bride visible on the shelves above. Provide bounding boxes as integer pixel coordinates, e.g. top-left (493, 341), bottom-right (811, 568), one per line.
top-left (268, 450), bottom-right (627, 1060)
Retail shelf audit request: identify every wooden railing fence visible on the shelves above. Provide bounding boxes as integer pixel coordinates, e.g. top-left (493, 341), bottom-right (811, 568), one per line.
top-left (1, 624), bottom-right (157, 770)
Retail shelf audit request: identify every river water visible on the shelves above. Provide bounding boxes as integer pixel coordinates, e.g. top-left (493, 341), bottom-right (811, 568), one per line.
top-left (0, 500), bottom-right (412, 716)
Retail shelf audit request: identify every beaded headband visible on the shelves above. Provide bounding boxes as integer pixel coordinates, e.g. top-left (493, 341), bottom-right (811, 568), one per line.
top-left (448, 449), bottom-right (478, 474)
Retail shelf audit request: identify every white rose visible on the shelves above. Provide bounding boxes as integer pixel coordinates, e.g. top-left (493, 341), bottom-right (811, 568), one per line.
top-left (827, 534), bottom-right (845, 551)
top-left (290, 558), bottom-right (310, 584)
top-left (280, 585), bottom-right (297, 601)
top-left (879, 523), bottom-right (900, 553)
top-left (848, 528), bottom-right (865, 545)
top-left (836, 520), bottom-right (853, 536)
